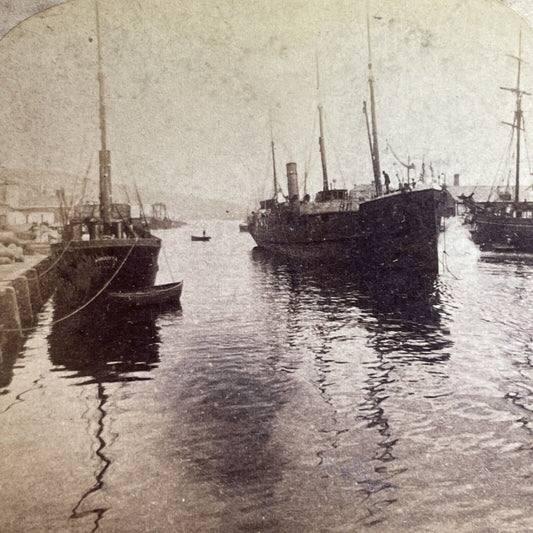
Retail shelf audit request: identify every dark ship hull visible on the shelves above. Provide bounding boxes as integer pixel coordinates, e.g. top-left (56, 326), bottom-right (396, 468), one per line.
top-left (52, 238), bottom-right (161, 309)
top-left (462, 197), bottom-right (533, 253)
top-left (470, 210), bottom-right (533, 252)
top-left (249, 188), bottom-right (443, 273)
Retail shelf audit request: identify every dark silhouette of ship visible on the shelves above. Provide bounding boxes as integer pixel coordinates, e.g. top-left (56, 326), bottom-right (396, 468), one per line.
top-left (51, 0), bottom-right (160, 310)
top-left (132, 202), bottom-right (184, 230)
top-left (248, 20), bottom-right (446, 275)
top-left (464, 32), bottom-right (533, 253)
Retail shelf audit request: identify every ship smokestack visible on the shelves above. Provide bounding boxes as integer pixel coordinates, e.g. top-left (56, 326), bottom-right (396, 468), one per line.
top-left (454, 173), bottom-right (460, 186)
top-left (286, 162), bottom-right (299, 203)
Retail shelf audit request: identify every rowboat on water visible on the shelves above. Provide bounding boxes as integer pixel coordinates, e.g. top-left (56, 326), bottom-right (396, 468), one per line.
top-left (106, 281), bottom-right (183, 306)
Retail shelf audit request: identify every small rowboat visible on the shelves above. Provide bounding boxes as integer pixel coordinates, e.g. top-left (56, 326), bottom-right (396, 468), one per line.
top-left (191, 235), bottom-right (211, 241)
top-left (107, 281), bottom-right (183, 306)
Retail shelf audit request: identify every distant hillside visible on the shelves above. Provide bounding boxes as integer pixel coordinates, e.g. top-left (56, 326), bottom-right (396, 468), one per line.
top-left (0, 168), bottom-right (79, 195)
top-left (164, 194), bottom-right (245, 221)
top-left (0, 167), bottom-right (246, 220)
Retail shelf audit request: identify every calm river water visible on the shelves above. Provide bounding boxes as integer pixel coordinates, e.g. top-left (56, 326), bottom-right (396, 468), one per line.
top-left (1, 218), bottom-right (533, 532)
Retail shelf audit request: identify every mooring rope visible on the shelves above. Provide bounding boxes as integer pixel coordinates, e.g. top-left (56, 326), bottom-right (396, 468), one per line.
top-left (440, 221), bottom-right (460, 280)
top-left (1, 237), bottom-right (139, 333)
top-left (162, 244), bottom-right (175, 283)
top-left (34, 239), bottom-right (73, 278)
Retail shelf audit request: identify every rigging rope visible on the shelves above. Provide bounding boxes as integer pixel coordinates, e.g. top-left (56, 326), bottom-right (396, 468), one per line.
top-left (323, 108), bottom-right (346, 188)
top-left (521, 116), bottom-right (533, 189)
top-left (487, 123), bottom-right (515, 201)
top-left (440, 222), bottom-right (460, 280)
top-left (162, 241), bottom-right (175, 283)
top-left (67, 130), bottom-right (90, 220)
top-left (74, 152), bottom-right (94, 217)
top-left (303, 107), bottom-right (318, 194)
top-left (386, 140), bottom-right (415, 170)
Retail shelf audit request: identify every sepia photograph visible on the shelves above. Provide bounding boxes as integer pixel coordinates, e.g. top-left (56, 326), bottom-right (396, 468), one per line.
top-left (0, 0), bottom-right (533, 531)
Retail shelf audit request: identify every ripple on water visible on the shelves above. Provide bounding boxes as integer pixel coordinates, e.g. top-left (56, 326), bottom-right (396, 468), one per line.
top-left (2, 222), bottom-right (533, 532)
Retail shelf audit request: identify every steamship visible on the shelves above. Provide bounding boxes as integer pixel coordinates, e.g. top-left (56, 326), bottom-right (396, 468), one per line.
top-left (51, 0), bottom-right (160, 310)
top-left (248, 23), bottom-right (444, 274)
top-left (248, 163), bottom-right (443, 273)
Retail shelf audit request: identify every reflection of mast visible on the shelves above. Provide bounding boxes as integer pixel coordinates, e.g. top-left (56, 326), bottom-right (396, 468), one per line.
top-left (501, 30), bottom-right (530, 205)
top-left (365, 14), bottom-right (382, 197)
top-left (70, 382), bottom-right (110, 529)
top-left (95, 0), bottom-right (112, 225)
top-left (359, 352), bottom-right (395, 463)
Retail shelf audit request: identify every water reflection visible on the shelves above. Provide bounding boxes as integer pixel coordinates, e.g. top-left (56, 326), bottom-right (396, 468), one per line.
top-left (68, 380), bottom-right (109, 533)
top-left (169, 330), bottom-right (292, 531)
top-left (47, 302), bottom-right (167, 384)
top-left (0, 335), bottom-right (23, 390)
top-left (47, 301), bottom-right (173, 532)
top-left (250, 248), bottom-right (453, 528)
top-left (250, 247), bottom-right (451, 354)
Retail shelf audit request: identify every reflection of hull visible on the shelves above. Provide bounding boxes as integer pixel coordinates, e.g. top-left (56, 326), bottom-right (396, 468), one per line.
top-left (249, 189), bottom-right (443, 273)
top-left (51, 238), bottom-right (161, 309)
top-left (251, 244), bottom-right (451, 367)
top-left (252, 245), bottom-right (439, 305)
top-left (471, 213), bottom-right (533, 252)
top-left (48, 303), bottom-right (164, 384)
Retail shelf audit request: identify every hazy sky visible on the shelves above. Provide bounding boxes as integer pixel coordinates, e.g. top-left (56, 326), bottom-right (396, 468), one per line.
top-left (0, 0), bottom-right (532, 206)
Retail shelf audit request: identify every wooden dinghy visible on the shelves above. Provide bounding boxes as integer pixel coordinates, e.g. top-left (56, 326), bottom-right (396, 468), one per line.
top-left (107, 281), bottom-right (183, 306)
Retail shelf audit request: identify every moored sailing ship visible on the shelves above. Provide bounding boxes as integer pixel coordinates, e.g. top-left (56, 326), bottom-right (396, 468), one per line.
top-left (51, 0), bottom-right (160, 309)
top-left (248, 21), bottom-right (445, 274)
top-left (464, 33), bottom-right (533, 252)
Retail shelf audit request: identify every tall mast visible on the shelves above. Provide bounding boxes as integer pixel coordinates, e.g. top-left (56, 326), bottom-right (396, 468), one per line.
top-left (366, 14), bottom-right (382, 197)
top-left (270, 122), bottom-right (278, 200)
top-left (318, 104), bottom-right (329, 191)
top-left (501, 30), bottom-right (530, 205)
top-left (363, 101), bottom-right (374, 174)
top-left (95, 0), bottom-right (112, 223)
top-left (516, 45), bottom-right (521, 205)
top-left (316, 55), bottom-right (329, 191)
